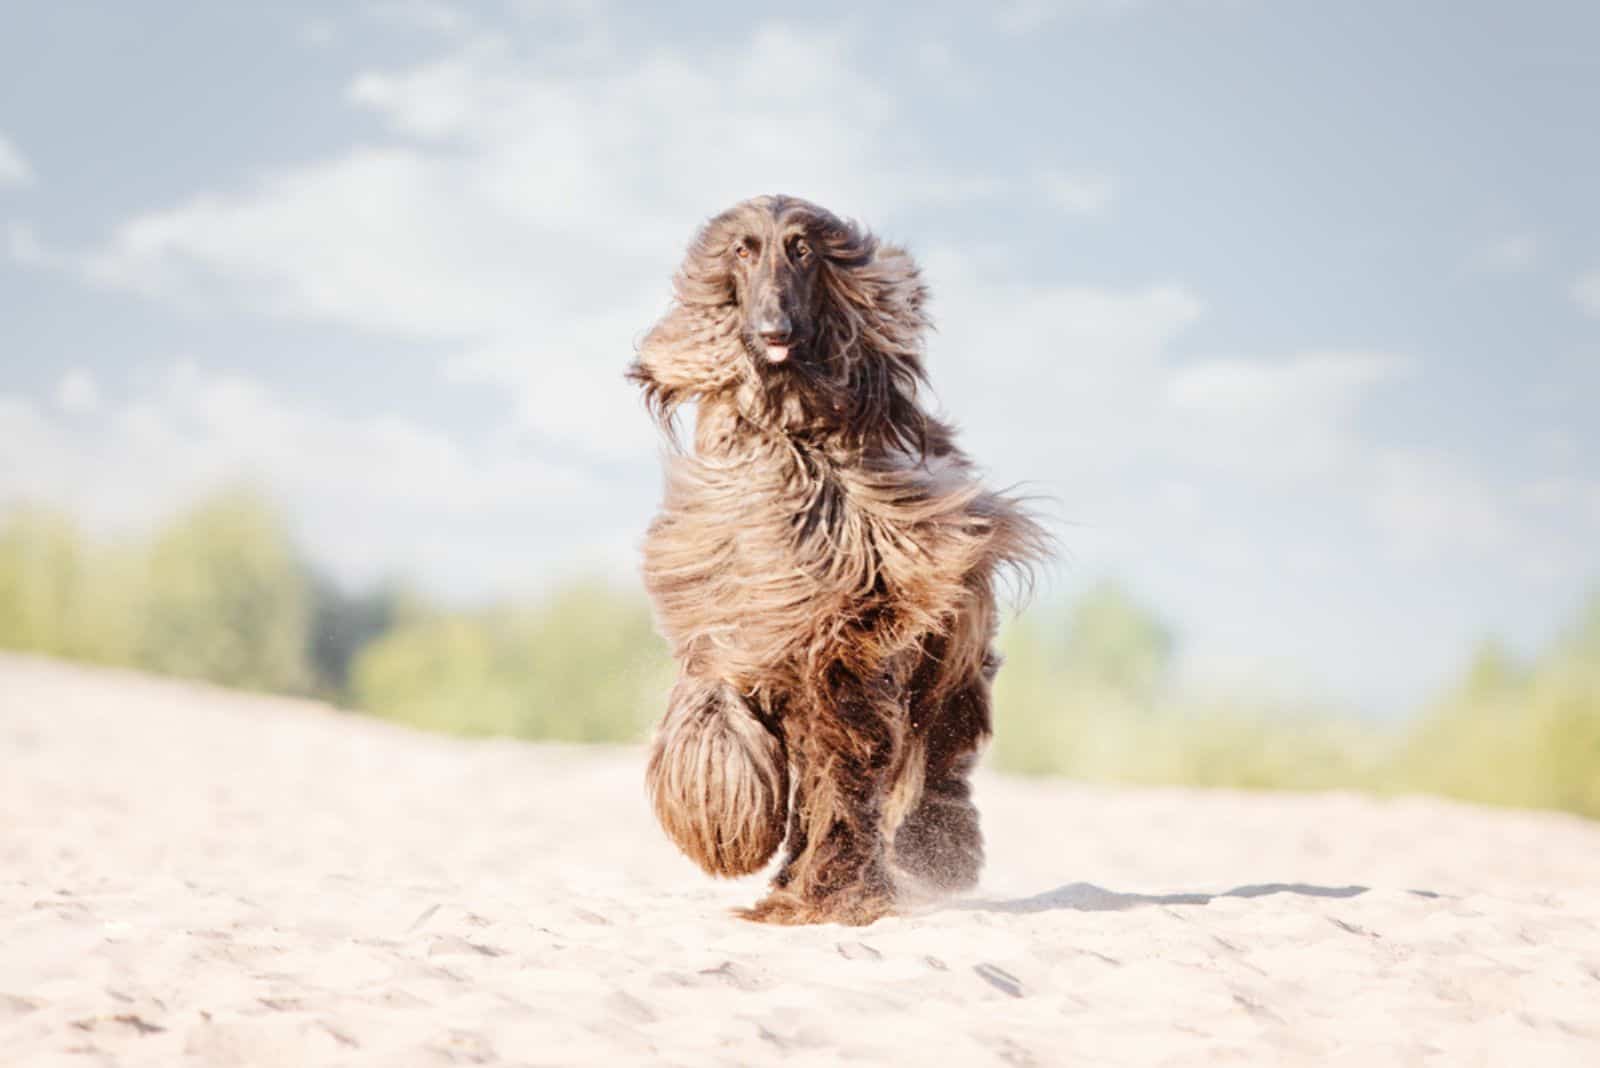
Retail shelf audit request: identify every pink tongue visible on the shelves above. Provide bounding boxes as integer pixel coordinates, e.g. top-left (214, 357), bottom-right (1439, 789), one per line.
top-left (765, 344), bottom-right (790, 363)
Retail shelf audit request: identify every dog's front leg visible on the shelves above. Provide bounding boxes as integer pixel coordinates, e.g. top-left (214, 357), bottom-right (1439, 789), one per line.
top-left (646, 675), bottom-right (788, 878)
top-left (740, 672), bottom-right (901, 926)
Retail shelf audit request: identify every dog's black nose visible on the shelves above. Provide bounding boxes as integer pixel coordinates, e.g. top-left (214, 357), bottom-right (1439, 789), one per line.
top-left (757, 312), bottom-right (793, 344)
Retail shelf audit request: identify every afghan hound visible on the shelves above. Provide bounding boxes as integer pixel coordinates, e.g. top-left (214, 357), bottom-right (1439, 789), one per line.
top-left (628, 195), bottom-right (1048, 925)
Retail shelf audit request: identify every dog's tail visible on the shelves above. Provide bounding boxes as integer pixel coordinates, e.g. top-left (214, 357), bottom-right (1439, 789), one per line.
top-left (646, 678), bottom-right (788, 877)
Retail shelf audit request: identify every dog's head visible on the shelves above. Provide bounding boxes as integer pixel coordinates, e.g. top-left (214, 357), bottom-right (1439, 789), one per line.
top-left (709, 195), bottom-right (867, 374)
top-left (632, 195), bottom-right (932, 452)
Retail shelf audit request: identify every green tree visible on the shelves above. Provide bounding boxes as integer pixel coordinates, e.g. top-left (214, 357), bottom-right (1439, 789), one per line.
top-left (1390, 591), bottom-right (1600, 818)
top-left (0, 508), bottom-right (141, 663)
top-left (1058, 580), bottom-right (1175, 703)
top-left (351, 579), bottom-right (671, 742)
top-left (1451, 638), bottom-right (1527, 704)
top-left (136, 486), bottom-right (312, 692)
top-left (0, 507), bottom-right (87, 656)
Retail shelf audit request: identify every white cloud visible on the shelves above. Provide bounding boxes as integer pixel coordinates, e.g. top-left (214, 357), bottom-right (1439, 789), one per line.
top-left (86, 147), bottom-right (540, 337)
top-left (922, 248), bottom-right (1203, 378)
top-left (912, 258), bottom-right (1488, 595)
top-left (1165, 352), bottom-right (1392, 413)
top-left (55, 369), bottom-right (100, 415)
top-left (63, 11), bottom-right (1192, 586)
top-left (364, 0), bottom-right (474, 35)
top-left (297, 17), bottom-right (338, 48)
top-left (1465, 233), bottom-right (1538, 274)
top-left (1573, 270), bottom-right (1600, 318)
top-left (1163, 351), bottom-right (1407, 479)
top-left (1526, 475), bottom-right (1600, 532)
top-left (1036, 170), bottom-right (1117, 216)
top-left (6, 221), bottom-right (44, 265)
top-left (919, 253), bottom-right (1404, 493)
top-left (996, 0), bottom-right (1146, 33)
top-left (0, 133), bottom-right (33, 188)
top-left (0, 364), bottom-right (625, 594)
top-left (915, 39), bottom-right (958, 77)
top-left (1365, 451), bottom-right (1599, 578)
top-left (918, 245), bottom-right (1205, 486)
top-left (1367, 449), bottom-right (1511, 563)
top-left (80, 22), bottom-right (1008, 464)
top-left (994, 0), bottom-right (1241, 34)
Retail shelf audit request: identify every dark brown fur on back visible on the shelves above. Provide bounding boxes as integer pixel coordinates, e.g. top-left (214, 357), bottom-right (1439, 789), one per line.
top-left (630, 195), bottom-right (1048, 925)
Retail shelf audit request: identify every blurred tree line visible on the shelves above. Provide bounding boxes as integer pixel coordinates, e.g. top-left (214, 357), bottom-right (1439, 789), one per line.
top-left (991, 579), bottom-right (1600, 817)
top-left (0, 487), bottom-right (1596, 819)
top-left (0, 486), bottom-right (671, 737)
top-left (1, 489), bottom-right (388, 696)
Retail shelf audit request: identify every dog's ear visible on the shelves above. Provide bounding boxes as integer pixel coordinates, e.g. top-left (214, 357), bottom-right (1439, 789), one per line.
top-left (624, 354), bottom-right (662, 396)
top-left (818, 217), bottom-right (876, 270)
top-left (864, 242), bottom-right (930, 319)
top-left (812, 234), bottom-right (937, 459)
top-left (629, 300), bottom-right (743, 438)
top-left (625, 353), bottom-right (684, 436)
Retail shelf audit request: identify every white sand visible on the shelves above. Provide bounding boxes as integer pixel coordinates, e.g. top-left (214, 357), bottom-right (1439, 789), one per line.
top-left (3, 653), bottom-right (1599, 1066)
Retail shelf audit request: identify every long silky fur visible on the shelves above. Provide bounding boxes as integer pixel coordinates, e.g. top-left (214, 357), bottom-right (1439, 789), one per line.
top-left (631, 195), bottom-right (1051, 924)
top-left (645, 677), bottom-right (789, 877)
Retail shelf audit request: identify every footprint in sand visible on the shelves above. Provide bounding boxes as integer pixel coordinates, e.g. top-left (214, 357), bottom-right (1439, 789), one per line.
top-left (973, 963), bottom-right (1024, 998)
top-left (696, 960), bottom-right (771, 992)
top-left (835, 941), bottom-right (881, 961)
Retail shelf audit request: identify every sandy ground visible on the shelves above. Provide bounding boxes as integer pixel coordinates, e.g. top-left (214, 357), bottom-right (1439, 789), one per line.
top-left (3, 654), bottom-right (1600, 1066)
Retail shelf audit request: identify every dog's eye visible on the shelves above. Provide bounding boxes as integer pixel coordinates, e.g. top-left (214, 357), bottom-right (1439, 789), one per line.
top-left (793, 239), bottom-right (811, 260)
top-left (734, 243), bottom-right (751, 261)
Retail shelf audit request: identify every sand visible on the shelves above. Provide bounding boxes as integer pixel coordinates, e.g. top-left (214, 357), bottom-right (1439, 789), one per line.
top-left (3, 652), bottom-right (1599, 1066)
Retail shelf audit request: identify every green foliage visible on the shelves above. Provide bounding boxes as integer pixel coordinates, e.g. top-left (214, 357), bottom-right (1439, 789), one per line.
top-left (0, 507), bottom-right (88, 656)
top-left (990, 593), bottom-right (1383, 791)
top-left (992, 583), bottom-right (1600, 820)
top-left (135, 488), bottom-right (313, 692)
top-left (989, 582), bottom-right (1181, 775)
top-left (350, 579), bottom-right (672, 743)
top-left (0, 507), bottom-right (142, 665)
top-left (1387, 594), bottom-right (1600, 817)
top-left (0, 487), bottom-right (315, 691)
top-left (1055, 580), bottom-right (1175, 704)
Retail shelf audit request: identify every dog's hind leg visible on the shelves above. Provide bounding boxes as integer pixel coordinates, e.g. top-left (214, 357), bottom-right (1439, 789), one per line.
top-left (892, 639), bottom-right (998, 894)
top-left (645, 675), bottom-right (788, 878)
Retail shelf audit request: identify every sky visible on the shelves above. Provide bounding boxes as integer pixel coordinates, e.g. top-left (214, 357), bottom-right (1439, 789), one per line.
top-left (1, 0), bottom-right (1597, 714)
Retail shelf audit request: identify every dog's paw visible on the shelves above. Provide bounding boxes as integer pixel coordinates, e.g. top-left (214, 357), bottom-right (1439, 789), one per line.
top-left (891, 786), bottom-right (984, 893)
top-left (736, 887), bottom-right (895, 927)
top-left (647, 679), bottom-right (788, 877)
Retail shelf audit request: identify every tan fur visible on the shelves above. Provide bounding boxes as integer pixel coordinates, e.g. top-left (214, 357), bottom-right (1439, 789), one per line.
top-left (645, 677), bottom-right (789, 877)
top-left (629, 195), bottom-right (1050, 925)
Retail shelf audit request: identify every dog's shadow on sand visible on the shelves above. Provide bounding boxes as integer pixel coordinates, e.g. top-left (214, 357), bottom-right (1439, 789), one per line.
top-left (951, 881), bottom-right (1383, 915)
